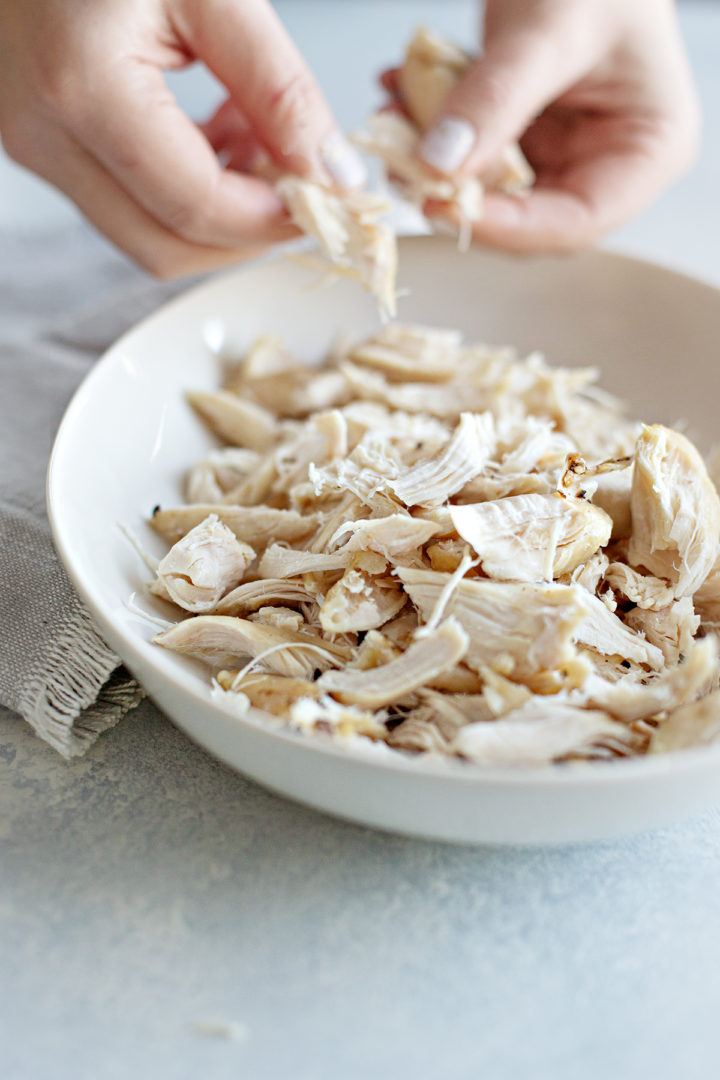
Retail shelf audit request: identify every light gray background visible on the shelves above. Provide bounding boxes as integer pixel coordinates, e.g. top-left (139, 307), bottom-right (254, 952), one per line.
top-left (2, 3), bottom-right (720, 1079)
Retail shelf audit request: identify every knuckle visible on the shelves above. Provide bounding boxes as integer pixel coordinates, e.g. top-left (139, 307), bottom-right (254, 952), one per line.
top-left (265, 70), bottom-right (318, 135)
top-left (30, 22), bottom-right (101, 127)
top-left (33, 58), bottom-right (86, 125)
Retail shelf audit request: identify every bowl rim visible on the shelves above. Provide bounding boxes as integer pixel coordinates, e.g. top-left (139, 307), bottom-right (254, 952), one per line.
top-left (46, 238), bottom-right (720, 789)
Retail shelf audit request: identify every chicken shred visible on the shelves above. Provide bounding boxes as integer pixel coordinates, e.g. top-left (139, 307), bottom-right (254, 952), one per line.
top-left (452, 702), bottom-right (623, 766)
top-left (154, 616), bottom-right (351, 678)
top-left (186, 390), bottom-right (277, 452)
top-left (451, 494), bottom-right (612, 582)
top-left (316, 619), bottom-right (469, 707)
top-left (390, 412), bottom-right (495, 508)
top-left (155, 514), bottom-right (255, 613)
top-left (320, 569), bottom-right (407, 634)
top-left (277, 176), bottom-right (398, 319)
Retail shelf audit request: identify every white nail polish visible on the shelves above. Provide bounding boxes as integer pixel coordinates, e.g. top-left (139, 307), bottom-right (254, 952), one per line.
top-left (320, 131), bottom-right (368, 189)
top-left (420, 116), bottom-right (476, 173)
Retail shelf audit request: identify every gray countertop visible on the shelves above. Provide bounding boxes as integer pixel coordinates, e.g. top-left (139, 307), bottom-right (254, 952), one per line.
top-left (3, 3), bottom-right (720, 1078)
top-left (5, 703), bottom-right (720, 1080)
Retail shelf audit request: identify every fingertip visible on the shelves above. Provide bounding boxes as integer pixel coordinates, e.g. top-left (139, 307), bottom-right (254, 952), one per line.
top-left (319, 130), bottom-right (368, 191)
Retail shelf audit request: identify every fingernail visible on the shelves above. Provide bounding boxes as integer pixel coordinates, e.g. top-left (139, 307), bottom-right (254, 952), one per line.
top-left (320, 130), bottom-right (368, 189)
top-left (420, 116), bottom-right (476, 173)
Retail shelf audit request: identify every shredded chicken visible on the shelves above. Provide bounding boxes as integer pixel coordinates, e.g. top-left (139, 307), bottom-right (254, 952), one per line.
top-left (277, 177), bottom-right (398, 319)
top-left (695, 559), bottom-right (720, 628)
top-left (355, 27), bottom-right (534, 238)
top-left (452, 702), bottom-right (624, 767)
top-left (399, 569), bottom-right (592, 692)
top-left (148, 319), bottom-right (720, 767)
top-left (272, 27), bottom-right (535, 318)
top-left (288, 696), bottom-right (388, 739)
top-left (579, 637), bottom-right (718, 723)
top-left (574, 593), bottom-right (665, 670)
top-left (214, 579), bottom-right (317, 616)
top-left (216, 672), bottom-right (320, 717)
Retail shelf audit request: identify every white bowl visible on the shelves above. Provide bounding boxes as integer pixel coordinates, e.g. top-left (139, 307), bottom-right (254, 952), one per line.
top-left (47, 238), bottom-right (720, 845)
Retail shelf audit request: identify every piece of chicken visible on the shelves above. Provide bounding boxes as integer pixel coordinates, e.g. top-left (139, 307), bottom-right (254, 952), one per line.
top-left (628, 425), bottom-right (720, 597)
top-left (154, 514), bottom-right (255, 613)
top-left (276, 177), bottom-right (398, 318)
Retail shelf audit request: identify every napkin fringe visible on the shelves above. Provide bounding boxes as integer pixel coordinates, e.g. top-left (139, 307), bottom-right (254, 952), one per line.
top-left (17, 609), bottom-right (144, 758)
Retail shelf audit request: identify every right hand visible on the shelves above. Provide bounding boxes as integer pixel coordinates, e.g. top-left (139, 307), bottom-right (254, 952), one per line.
top-left (387, 0), bottom-right (700, 254)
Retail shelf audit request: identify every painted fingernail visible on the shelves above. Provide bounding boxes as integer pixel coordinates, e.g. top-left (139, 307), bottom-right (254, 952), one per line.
top-left (320, 130), bottom-right (368, 189)
top-left (420, 116), bottom-right (476, 173)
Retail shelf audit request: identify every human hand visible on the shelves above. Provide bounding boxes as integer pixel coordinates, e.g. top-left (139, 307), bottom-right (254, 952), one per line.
top-left (386, 0), bottom-right (699, 253)
top-left (0, 0), bottom-right (366, 277)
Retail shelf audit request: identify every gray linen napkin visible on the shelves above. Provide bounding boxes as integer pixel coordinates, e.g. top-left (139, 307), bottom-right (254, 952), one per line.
top-left (0, 225), bottom-right (186, 757)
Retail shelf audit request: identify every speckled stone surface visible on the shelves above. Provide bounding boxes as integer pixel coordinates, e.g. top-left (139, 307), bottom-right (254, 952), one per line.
top-left (3, 3), bottom-right (720, 1078)
top-left (4, 701), bottom-right (720, 1080)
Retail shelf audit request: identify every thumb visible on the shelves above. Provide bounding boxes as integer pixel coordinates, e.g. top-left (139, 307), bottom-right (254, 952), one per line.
top-left (175, 0), bottom-right (366, 189)
top-left (418, 7), bottom-right (602, 177)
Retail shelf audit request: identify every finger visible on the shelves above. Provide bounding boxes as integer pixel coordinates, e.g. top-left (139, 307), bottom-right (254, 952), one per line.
top-left (426, 190), bottom-right (591, 254)
top-left (200, 99), bottom-right (266, 173)
top-left (417, 6), bottom-right (603, 178)
top-left (61, 59), bottom-right (295, 251)
top-left (23, 122), bottom-right (284, 278)
top-left (427, 139), bottom-right (678, 254)
top-left (175, 0), bottom-right (367, 190)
